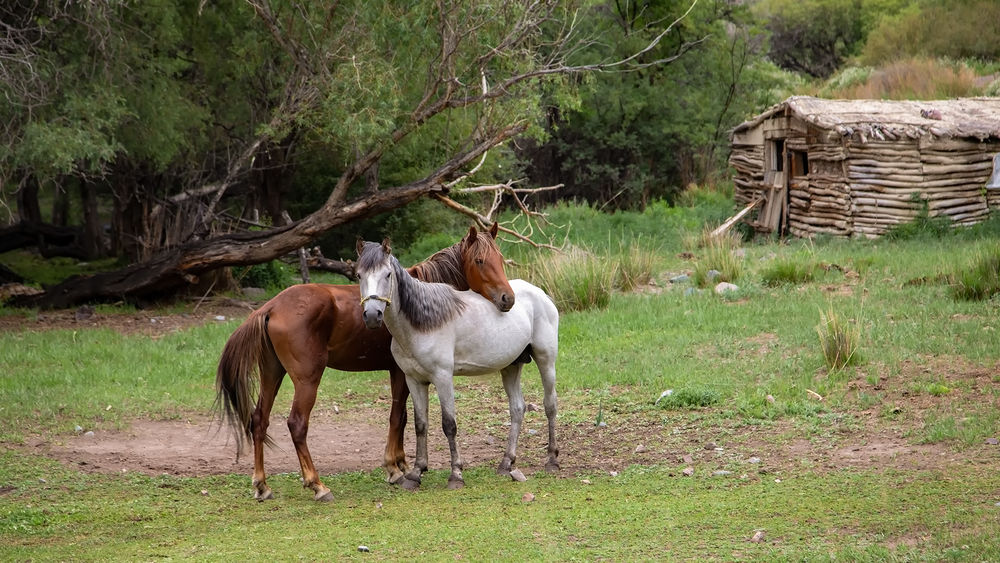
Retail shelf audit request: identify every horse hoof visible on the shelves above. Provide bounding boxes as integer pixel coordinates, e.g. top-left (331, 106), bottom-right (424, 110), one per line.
top-left (314, 490), bottom-right (334, 502)
top-left (447, 478), bottom-right (465, 490)
top-left (401, 478), bottom-right (421, 491)
top-left (387, 472), bottom-right (406, 486)
top-left (544, 460), bottom-right (561, 472)
top-left (254, 488), bottom-right (274, 501)
top-left (509, 468), bottom-right (527, 482)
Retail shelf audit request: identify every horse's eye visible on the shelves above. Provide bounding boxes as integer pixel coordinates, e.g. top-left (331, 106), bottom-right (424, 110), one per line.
top-left (385, 271), bottom-right (391, 279)
top-left (475, 258), bottom-right (484, 265)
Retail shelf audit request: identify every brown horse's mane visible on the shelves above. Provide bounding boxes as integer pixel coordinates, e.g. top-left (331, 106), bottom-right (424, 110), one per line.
top-left (408, 231), bottom-right (499, 289)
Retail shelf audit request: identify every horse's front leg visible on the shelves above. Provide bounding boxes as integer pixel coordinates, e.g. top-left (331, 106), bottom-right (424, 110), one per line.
top-left (498, 364), bottom-right (525, 479)
top-left (402, 375), bottom-right (429, 491)
top-left (383, 365), bottom-right (410, 485)
top-left (434, 375), bottom-right (465, 489)
top-left (287, 380), bottom-right (333, 501)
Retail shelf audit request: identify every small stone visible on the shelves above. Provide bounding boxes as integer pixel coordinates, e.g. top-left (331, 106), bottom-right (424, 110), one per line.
top-left (713, 470), bottom-right (732, 477)
top-left (527, 429), bottom-right (537, 435)
top-left (38, 478), bottom-right (46, 483)
top-left (682, 467), bottom-right (694, 476)
top-left (765, 394), bottom-right (775, 404)
top-left (634, 444), bottom-right (647, 454)
top-left (609, 471), bottom-right (618, 477)
top-left (669, 274), bottom-right (690, 284)
top-left (200, 490), bottom-right (209, 496)
top-left (581, 479), bottom-right (591, 485)
top-left (526, 403), bottom-right (539, 412)
top-left (683, 287), bottom-right (702, 297)
top-left (704, 442), bottom-right (718, 450)
top-left (714, 282), bottom-right (739, 294)
top-left (597, 421), bottom-right (607, 428)
top-left (747, 457), bottom-right (761, 464)
top-left (707, 269), bottom-right (721, 281)
top-left (522, 492), bottom-right (535, 502)
top-left (681, 454), bottom-right (693, 463)
top-left (333, 404), bottom-right (339, 414)
top-left (214, 315), bottom-right (226, 321)
top-left (84, 431), bottom-right (95, 437)
top-left (750, 530), bottom-right (766, 543)
top-left (74, 425), bottom-right (83, 433)
top-left (985, 438), bottom-right (999, 445)
top-left (357, 545), bottom-right (370, 553)
top-left (510, 469), bottom-right (527, 482)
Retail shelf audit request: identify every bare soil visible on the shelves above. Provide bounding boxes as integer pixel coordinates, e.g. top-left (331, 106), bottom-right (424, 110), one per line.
top-left (8, 302), bottom-right (1000, 481)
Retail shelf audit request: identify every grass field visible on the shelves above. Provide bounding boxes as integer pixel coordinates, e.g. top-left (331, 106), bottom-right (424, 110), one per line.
top-left (2, 201), bottom-right (1000, 560)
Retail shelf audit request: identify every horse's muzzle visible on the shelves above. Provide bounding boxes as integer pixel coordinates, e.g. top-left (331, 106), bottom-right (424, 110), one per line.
top-left (361, 298), bottom-right (385, 329)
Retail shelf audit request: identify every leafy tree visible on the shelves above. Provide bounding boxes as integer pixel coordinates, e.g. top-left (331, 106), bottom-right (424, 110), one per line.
top-left (523, 0), bottom-right (785, 209)
top-left (755, 0), bottom-right (867, 79)
top-left (5, 0), bottom-right (691, 308)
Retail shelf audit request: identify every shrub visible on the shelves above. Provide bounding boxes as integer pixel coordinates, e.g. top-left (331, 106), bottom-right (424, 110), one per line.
top-left (952, 245), bottom-right (1000, 301)
top-left (815, 305), bottom-right (862, 370)
top-left (884, 197), bottom-right (953, 241)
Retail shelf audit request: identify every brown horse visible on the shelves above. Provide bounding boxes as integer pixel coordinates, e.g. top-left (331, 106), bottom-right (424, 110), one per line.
top-left (216, 223), bottom-right (513, 501)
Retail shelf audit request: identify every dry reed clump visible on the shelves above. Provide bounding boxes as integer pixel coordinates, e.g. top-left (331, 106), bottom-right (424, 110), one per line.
top-left (526, 246), bottom-right (615, 311)
top-left (815, 305), bottom-right (862, 370)
top-left (690, 229), bottom-right (744, 288)
top-left (953, 245), bottom-right (1000, 301)
top-left (833, 58), bottom-right (980, 100)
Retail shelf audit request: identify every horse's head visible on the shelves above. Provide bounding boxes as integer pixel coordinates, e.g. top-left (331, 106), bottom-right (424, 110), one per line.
top-left (460, 222), bottom-right (514, 312)
top-left (356, 238), bottom-right (395, 330)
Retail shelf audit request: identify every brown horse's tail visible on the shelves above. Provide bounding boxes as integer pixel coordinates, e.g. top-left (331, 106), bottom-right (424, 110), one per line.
top-left (215, 308), bottom-right (274, 459)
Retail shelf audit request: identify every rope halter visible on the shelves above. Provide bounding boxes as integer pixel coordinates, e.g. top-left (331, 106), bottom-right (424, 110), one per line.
top-left (360, 295), bottom-right (392, 306)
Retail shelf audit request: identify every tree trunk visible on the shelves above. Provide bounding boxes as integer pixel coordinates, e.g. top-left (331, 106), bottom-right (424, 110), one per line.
top-left (79, 178), bottom-right (104, 259)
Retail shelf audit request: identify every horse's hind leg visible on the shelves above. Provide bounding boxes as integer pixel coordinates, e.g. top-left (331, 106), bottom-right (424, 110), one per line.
top-left (536, 351), bottom-right (560, 471)
top-left (252, 357), bottom-right (285, 501)
top-left (497, 364), bottom-right (525, 478)
top-left (383, 365), bottom-right (410, 485)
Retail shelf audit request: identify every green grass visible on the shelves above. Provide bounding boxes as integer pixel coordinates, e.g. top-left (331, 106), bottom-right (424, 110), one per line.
top-left (1, 451), bottom-right (998, 560)
top-left (3, 200), bottom-right (1000, 559)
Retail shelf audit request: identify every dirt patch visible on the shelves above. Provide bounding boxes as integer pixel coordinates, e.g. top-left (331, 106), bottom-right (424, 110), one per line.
top-left (0, 298), bottom-right (259, 337)
top-left (8, 304), bottom-right (1000, 481)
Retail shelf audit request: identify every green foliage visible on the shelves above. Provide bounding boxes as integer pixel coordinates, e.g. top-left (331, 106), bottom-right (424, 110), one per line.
top-left (884, 198), bottom-right (954, 240)
top-left (655, 387), bottom-right (721, 409)
top-left (952, 245), bottom-right (1000, 301)
top-left (860, 0), bottom-right (1000, 66)
top-left (231, 260), bottom-right (294, 291)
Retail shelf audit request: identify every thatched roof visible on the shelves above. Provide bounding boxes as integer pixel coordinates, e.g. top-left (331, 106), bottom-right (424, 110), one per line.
top-left (732, 96), bottom-right (1000, 142)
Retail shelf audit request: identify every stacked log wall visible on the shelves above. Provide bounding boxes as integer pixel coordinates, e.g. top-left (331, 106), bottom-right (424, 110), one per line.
top-left (845, 139), bottom-right (997, 237)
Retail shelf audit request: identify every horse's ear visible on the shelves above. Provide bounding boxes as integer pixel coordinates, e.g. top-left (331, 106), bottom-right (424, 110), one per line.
top-left (381, 238), bottom-right (392, 255)
top-left (464, 225), bottom-right (478, 246)
top-left (355, 237), bottom-right (365, 257)
top-left (489, 221), bottom-right (499, 239)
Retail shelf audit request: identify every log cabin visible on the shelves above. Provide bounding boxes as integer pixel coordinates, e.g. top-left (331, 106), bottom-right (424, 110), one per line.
top-left (729, 96), bottom-right (1000, 238)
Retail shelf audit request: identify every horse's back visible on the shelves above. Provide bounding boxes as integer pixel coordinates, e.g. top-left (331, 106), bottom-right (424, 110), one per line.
top-left (263, 283), bottom-right (394, 372)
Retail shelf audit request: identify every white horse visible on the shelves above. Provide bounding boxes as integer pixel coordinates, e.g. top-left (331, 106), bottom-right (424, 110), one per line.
top-left (356, 239), bottom-right (559, 490)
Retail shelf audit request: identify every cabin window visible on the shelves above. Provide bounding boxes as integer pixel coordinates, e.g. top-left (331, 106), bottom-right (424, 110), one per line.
top-left (987, 153), bottom-right (1000, 190)
top-left (789, 150), bottom-right (809, 177)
